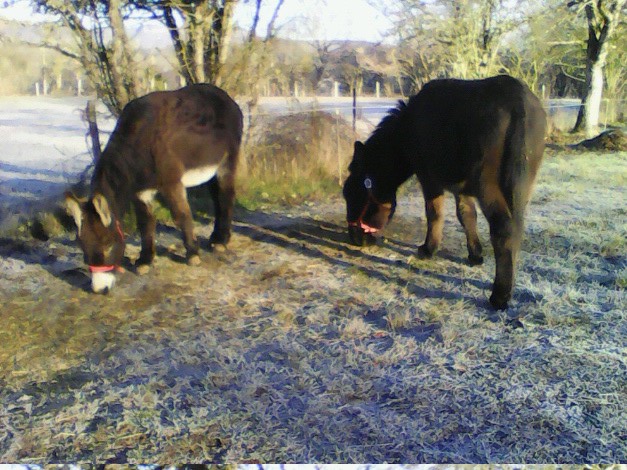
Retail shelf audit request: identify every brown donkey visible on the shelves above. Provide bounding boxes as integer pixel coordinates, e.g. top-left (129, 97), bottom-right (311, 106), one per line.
top-left (65, 84), bottom-right (243, 293)
top-left (343, 75), bottom-right (546, 309)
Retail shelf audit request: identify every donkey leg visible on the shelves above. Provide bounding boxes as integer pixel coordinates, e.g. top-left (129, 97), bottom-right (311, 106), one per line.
top-left (418, 193), bottom-right (445, 258)
top-left (133, 197), bottom-right (156, 274)
top-left (161, 183), bottom-right (200, 265)
top-left (455, 194), bottom-right (483, 265)
top-left (480, 192), bottom-right (515, 310)
top-left (208, 171), bottom-right (235, 248)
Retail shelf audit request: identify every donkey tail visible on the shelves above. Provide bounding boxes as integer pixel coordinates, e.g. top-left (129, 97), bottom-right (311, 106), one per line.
top-left (501, 88), bottom-right (546, 253)
top-left (503, 107), bottom-right (528, 247)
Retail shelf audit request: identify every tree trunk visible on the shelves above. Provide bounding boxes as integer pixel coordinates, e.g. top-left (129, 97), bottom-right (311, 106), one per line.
top-left (108, 0), bottom-right (138, 109)
top-left (572, 0), bottom-right (626, 137)
top-left (191, 13), bottom-right (206, 83)
top-left (164, 6), bottom-right (193, 85)
top-left (213, 0), bottom-right (237, 86)
top-left (585, 57), bottom-right (605, 137)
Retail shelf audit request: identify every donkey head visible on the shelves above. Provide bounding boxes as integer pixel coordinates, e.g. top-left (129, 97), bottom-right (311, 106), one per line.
top-left (65, 192), bottom-right (125, 293)
top-left (343, 141), bottom-right (396, 246)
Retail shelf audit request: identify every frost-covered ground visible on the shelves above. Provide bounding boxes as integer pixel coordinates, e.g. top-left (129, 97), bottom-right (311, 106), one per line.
top-left (0, 96), bottom-right (115, 228)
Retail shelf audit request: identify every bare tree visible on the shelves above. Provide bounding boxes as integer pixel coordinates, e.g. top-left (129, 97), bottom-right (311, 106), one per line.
top-left (370, 0), bottom-right (537, 93)
top-left (34, 0), bottom-right (140, 115)
top-left (133, 0), bottom-right (284, 90)
top-left (133, 0), bottom-right (238, 86)
top-left (27, 0), bottom-right (286, 113)
top-left (569, 0), bottom-right (626, 136)
top-left (309, 39), bottom-right (339, 93)
top-left (603, 26), bottom-right (627, 122)
top-left (233, 0), bottom-right (286, 101)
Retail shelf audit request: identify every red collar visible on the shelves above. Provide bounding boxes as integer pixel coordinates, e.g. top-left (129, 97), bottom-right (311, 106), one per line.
top-left (88, 220), bottom-right (124, 273)
top-left (348, 178), bottom-right (383, 233)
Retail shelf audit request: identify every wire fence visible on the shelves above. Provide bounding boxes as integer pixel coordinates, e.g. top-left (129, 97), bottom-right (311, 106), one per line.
top-left (84, 95), bottom-right (626, 172)
top-left (86, 96), bottom-right (627, 180)
top-left (241, 96), bottom-right (626, 135)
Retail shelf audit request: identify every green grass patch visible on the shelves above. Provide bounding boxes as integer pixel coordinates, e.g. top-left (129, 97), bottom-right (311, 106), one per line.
top-left (236, 172), bottom-right (341, 211)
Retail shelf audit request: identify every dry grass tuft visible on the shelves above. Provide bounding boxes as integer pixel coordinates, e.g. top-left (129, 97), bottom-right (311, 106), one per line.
top-left (244, 109), bottom-right (356, 180)
top-left (236, 110), bottom-right (357, 209)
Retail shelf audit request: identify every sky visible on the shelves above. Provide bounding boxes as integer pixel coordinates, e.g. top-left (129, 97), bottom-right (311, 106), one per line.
top-left (234, 0), bottom-right (391, 42)
top-left (0, 0), bottom-right (392, 42)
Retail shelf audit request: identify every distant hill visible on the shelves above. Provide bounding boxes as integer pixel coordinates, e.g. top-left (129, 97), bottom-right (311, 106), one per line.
top-left (0, 17), bottom-right (172, 51)
top-left (0, 17), bottom-right (398, 97)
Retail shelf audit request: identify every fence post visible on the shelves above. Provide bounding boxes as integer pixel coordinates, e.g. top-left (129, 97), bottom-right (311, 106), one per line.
top-left (336, 110), bottom-right (342, 186)
top-left (352, 80), bottom-right (357, 132)
top-left (86, 100), bottom-right (102, 163)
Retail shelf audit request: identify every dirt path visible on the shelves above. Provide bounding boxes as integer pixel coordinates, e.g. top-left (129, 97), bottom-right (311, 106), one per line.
top-left (1, 152), bottom-right (626, 463)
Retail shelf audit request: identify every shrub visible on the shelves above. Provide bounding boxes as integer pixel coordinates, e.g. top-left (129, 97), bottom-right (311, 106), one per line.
top-left (237, 109), bottom-right (357, 209)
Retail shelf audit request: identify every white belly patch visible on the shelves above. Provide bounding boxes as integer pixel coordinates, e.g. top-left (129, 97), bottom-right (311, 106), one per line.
top-left (181, 165), bottom-right (218, 188)
top-left (137, 189), bottom-right (158, 205)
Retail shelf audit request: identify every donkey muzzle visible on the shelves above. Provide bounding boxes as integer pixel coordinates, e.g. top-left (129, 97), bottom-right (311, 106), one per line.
top-left (348, 224), bottom-right (377, 247)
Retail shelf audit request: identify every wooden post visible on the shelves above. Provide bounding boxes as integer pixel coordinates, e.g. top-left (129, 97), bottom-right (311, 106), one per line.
top-left (86, 100), bottom-right (102, 163)
top-left (352, 79), bottom-right (357, 132)
top-left (376, 81), bottom-right (380, 98)
top-left (336, 110), bottom-right (342, 186)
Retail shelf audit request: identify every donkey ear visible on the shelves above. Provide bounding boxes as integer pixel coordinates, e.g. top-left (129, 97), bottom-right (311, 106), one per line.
top-left (92, 193), bottom-right (112, 227)
top-left (64, 192), bottom-right (83, 234)
top-left (349, 141), bottom-right (366, 173)
top-left (354, 141), bottom-right (365, 157)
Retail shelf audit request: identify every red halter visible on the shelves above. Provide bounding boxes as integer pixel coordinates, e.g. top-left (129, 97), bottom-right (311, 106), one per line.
top-left (348, 177), bottom-right (383, 233)
top-left (88, 220), bottom-right (125, 273)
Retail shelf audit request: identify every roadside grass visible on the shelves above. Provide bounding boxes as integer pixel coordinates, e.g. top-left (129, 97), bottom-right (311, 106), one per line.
top-left (0, 146), bottom-right (625, 461)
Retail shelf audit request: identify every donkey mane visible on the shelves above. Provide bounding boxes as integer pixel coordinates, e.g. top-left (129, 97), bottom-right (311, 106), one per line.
top-left (92, 135), bottom-right (138, 217)
top-left (91, 98), bottom-right (156, 217)
top-left (375, 100), bottom-right (407, 132)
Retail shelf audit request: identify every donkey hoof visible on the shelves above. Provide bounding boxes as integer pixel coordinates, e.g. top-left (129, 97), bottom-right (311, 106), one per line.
top-left (417, 245), bottom-right (435, 259)
top-left (468, 254), bottom-right (484, 266)
top-left (211, 243), bottom-right (227, 253)
top-left (136, 264), bottom-right (151, 276)
top-left (187, 254), bottom-right (201, 266)
top-left (489, 292), bottom-right (510, 310)
top-left (348, 225), bottom-right (377, 247)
